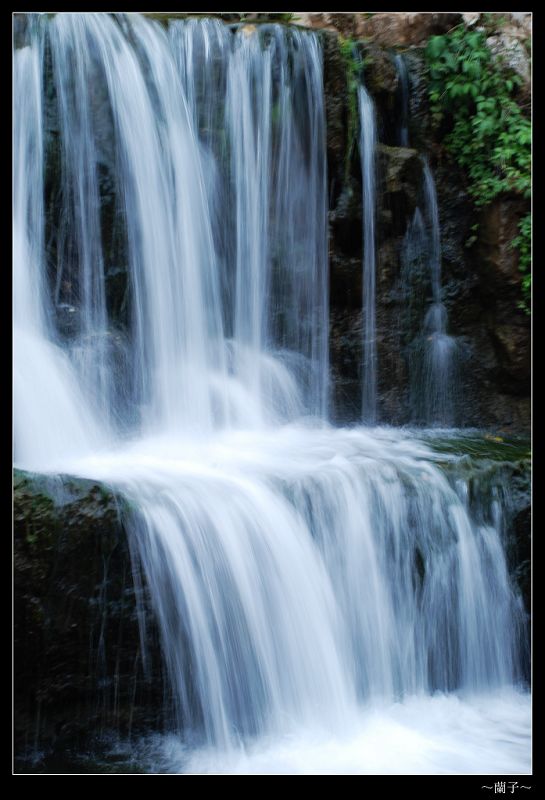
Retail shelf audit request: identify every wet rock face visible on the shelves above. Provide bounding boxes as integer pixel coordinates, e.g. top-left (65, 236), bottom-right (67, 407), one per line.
top-left (14, 471), bottom-right (165, 767)
top-left (329, 182), bottom-right (362, 260)
top-left (490, 325), bottom-right (530, 390)
top-left (402, 50), bottom-right (431, 150)
top-left (357, 13), bottom-right (463, 47)
top-left (293, 12), bottom-right (464, 45)
top-left (479, 199), bottom-right (528, 294)
top-left (359, 44), bottom-right (398, 143)
top-left (329, 307), bottom-right (362, 424)
top-left (494, 458), bottom-right (531, 624)
top-left (361, 46), bottom-right (398, 97)
top-left (378, 144), bottom-right (421, 232)
top-left (476, 199), bottom-right (530, 397)
top-left (320, 20), bottom-right (529, 431)
top-left (321, 29), bottom-right (350, 208)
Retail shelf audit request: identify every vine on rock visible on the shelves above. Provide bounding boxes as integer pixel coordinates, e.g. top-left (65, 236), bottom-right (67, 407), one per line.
top-left (425, 25), bottom-right (531, 313)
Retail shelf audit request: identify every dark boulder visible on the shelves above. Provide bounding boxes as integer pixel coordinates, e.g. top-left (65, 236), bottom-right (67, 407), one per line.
top-left (14, 470), bottom-right (165, 769)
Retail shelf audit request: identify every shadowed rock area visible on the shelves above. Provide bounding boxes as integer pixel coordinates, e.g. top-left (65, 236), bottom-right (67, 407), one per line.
top-left (14, 470), bottom-right (165, 771)
top-left (320, 19), bottom-right (530, 429)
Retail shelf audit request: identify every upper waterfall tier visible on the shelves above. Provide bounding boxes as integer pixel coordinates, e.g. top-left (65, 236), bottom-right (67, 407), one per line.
top-left (14, 14), bottom-right (329, 470)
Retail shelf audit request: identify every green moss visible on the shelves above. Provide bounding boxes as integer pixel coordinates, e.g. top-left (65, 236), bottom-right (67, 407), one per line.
top-left (420, 431), bottom-right (531, 464)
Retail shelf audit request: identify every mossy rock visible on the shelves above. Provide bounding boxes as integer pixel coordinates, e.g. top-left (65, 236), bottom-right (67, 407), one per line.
top-left (14, 470), bottom-right (166, 771)
top-left (417, 433), bottom-right (531, 615)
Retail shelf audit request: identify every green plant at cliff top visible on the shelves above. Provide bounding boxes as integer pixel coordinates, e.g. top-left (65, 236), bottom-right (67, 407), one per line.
top-left (426, 25), bottom-right (531, 313)
top-left (338, 36), bottom-right (376, 179)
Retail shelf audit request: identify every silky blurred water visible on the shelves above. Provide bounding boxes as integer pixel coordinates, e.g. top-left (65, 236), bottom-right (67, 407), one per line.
top-left (13, 13), bottom-right (530, 774)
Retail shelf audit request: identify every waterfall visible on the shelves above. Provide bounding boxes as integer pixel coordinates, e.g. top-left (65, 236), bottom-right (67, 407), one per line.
top-left (404, 160), bottom-right (458, 426)
top-left (417, 159), bottom-right (458, 424)
top-left (71, 425), bottom-right (527, 760)
top-left (15, 13), bottom-right (329, 446)
top-left (395, 54), bottom-right (457, 425)
top-left (13, 20), bottom-right (103, 468)
top-left (13, 13), bottom-right (530, 774)
top-left (357, 83), bottom-right (378, 424)
top-left (394, 52), bottom-right (410, 147)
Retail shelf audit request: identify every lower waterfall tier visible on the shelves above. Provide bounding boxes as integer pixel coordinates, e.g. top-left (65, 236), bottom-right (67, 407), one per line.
top-left (14, 428), bottom-right (530, 772)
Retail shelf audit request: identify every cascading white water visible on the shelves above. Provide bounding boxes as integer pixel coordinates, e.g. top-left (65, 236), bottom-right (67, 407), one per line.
top-left (13, 22), bottom-right (103, 468)
top-left (70, 425), bottom-right (528, 764)
top-left (394, 52), bottom-right (410, 148)
top-left (14, 13), bottom-right (530, 774)
top-left (48, 17), bottom-right (113, 424)
top-left (394, 53), bottom-right (457, 425)
top-left (415, 159), bottom-right (458, 424)
top-left (357, 83), bottom-right (378, 424)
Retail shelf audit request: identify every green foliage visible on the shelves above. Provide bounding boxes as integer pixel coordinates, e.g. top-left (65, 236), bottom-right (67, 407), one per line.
top-left (339, 39), bottom-right (358, 171)
top-left (338, 35), bottom-right (361, 178)
top-left (425, 25), bottom-right (531, 313)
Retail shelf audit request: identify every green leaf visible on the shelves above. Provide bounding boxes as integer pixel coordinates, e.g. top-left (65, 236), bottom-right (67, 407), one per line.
top-left (427, 35), bottom-right (446, 59)
top-left (445, 52), bottom-right (457, 71)
top-left (424, 22), bottom-right (530, 311)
